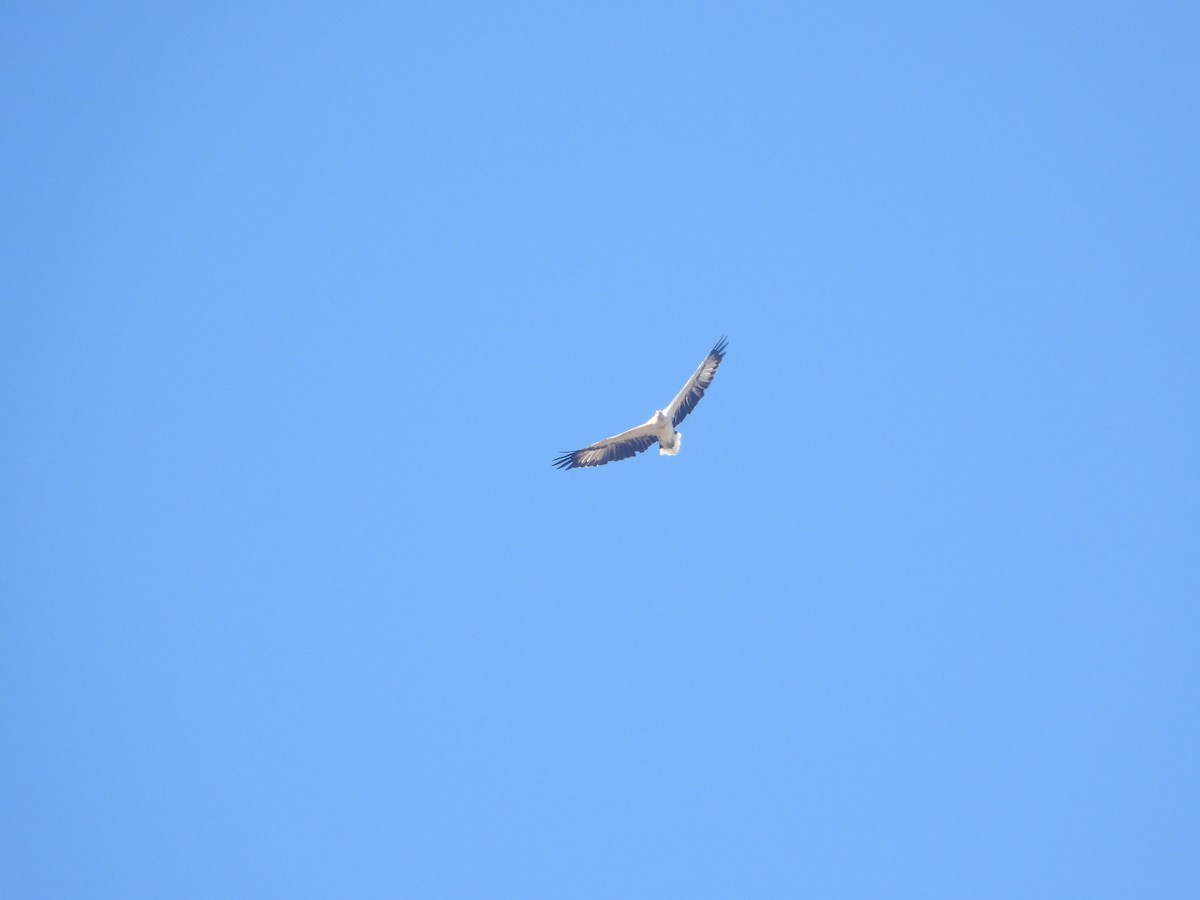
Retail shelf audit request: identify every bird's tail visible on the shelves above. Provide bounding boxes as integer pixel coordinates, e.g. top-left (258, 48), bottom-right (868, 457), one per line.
top-left (659, 433), bottom-right (682, 456)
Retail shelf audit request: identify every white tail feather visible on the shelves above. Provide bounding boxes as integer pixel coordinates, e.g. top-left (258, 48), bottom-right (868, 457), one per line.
top-left (659, 432), bottom-right (682, 456)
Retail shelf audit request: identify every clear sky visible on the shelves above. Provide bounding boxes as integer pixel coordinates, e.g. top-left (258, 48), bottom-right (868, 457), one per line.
top-left (3, 3), bottom-right (1198, 897)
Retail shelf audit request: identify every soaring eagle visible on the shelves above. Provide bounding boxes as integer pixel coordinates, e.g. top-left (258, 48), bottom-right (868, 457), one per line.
top-left (553, 337), bottom-right (728, 470)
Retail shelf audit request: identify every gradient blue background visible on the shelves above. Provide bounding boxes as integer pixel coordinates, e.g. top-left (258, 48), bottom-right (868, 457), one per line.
top-left (3, 3), bottom-right (1198, 896)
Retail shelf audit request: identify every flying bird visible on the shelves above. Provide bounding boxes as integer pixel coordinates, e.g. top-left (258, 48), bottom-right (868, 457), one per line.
top-left (553, 337), bottom-right (728, 470)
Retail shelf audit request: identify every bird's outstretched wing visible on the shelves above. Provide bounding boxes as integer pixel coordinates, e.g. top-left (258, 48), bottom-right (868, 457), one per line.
top-left (552, 422), bottom-right (659, 470)
top-left (663, 336), bottom-right (728, 427)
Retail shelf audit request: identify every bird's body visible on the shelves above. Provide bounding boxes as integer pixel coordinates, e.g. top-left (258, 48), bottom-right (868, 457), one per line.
top-left (650, 410), bottom-right (681, 456)
top-left (631, 409), bottom-right (681, 456)
top-left (553, 337), bottom-right (727, 470)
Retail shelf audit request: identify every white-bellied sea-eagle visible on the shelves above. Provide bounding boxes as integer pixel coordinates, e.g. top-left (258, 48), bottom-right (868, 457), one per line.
top-left (553, 336), bottom-right (728, 470)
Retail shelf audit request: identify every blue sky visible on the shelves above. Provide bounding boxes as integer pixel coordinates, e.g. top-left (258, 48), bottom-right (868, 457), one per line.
top-left (3, 3), bottom-right (1198, 896)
